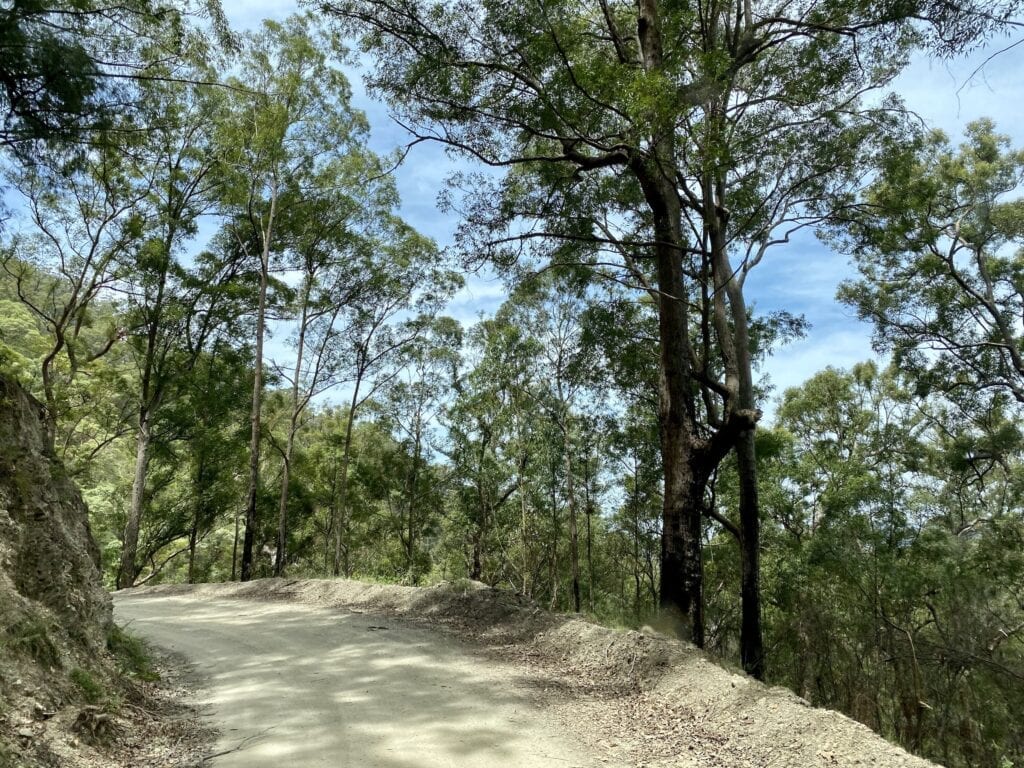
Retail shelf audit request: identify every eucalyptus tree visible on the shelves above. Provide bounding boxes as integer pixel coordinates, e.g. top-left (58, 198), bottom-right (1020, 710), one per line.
top-left (216, 13), bottom-right (370, 581)
top-left (0, 0), bottom-right (228, 153)
top-left (323, 0), bottom-right (1013, 674)
top-left (269, 155), bottom-right (399, 577)
top-left (500, 281), bottom-right (601, 612)
top-left (115, 66), bottom-right (231, 589)
top-left (181, 341), bottom-right (252, 584)
top-left (770, 363), bottom-right (1024, 766)
top-left (448, 308), bottom-right (547, 593)
top-left (329, 227), bottom-right (459, 577)
top-left (373, 316), bottom-right (463, 580)
top-left (440, 315), bottom-right (526, 584)
top-left (1, 140), bottom-right (148, 447)
top-left (835, 120), bottom-right (1024, 409)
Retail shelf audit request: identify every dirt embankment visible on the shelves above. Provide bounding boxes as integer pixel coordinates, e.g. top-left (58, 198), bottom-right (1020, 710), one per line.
top-left (0, 375), bottom-right (208, 768)
top-left (131, 578), bottom-right (939, 768)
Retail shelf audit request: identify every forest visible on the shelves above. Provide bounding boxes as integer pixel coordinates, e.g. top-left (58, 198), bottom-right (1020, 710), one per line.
top-left (1, 1), bottom-right (1022, 766)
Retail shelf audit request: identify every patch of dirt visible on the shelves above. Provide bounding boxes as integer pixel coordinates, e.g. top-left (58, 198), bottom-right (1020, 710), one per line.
top-left (0, 643), bottom-right (215, 768)
top-left (127, 578), bottom-right (938, 768)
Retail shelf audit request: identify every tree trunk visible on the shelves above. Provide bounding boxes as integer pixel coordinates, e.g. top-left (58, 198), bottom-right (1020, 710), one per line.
top-left (231, 507), bottom-right (240, 581)
top-left (564, 438), bottom-right (581, 613)
top-left (187, 519), bottom-right (199, 584)
top-left (583, 455), bottom-right (595, 612)
top-left (333, 427), bottom-right (355, 577)
top-left (517, 418), bottom-right (531, 596)
top-left (737, 428), bottom-right (764, 677)
top-left (274, 428), bottom-right (296, 577)
top-left (649, 204), bottom-right (704, 645)
top-left (708, 168), bottom-right (765, 678)
top-left (40, 339), bottom-right (62, 451)
top-left (275, 290), bottom-right (309, 577)
top-left (519, 467), bottom-right (530, 596)
top-left (117, 417), bottom-right (151, 589)
top-left (405, 423), bottom-right (423, 576)
top-left (633, 464), bottom-right (643, 622)
top-left (241, 185), bottom-right (277, 582)
top-left (333, 375), bottom-right (360, 577)
top-left (548, 462), bottom-right (561, 609)
top-left (634, 0), bottom-right (705, 645)
top-left (470, 527), bottom-right (484, 581)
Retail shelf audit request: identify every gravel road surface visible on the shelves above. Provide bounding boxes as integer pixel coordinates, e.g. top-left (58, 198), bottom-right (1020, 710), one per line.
top-left (115, 594), bottom-right (600, 768)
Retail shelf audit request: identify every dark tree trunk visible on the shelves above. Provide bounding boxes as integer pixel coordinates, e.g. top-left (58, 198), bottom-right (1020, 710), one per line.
top-left (275, 287), bottom-right (309, 578)
top-left (564, 440), bottom-right (581, 613)
top-left (333, 367), bottom-right (361, 577)
top-left (737, 429), bottom-right (764, 678)
top-left (470, 530), bottom-right (483, 582)
top-left (707, 161), bottom-right (765, 677)
top-left (633, 0), bottom-right (707, 645)
top-left (240, 266), bottom-right (267, 582)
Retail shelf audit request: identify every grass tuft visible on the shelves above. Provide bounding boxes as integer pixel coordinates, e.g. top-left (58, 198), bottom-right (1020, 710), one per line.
top-left (69, 667), bottom-right (105, 704)
top-left (8, 618), bottom-right (61, 669)
top-left (107, 625), bottom-right (159, 682)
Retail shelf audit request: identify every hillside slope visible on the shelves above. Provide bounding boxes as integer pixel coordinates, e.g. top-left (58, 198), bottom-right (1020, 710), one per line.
top-left (0, 375), bottom-right (116, 764)
top-left (130, 578), bottom-right (939, 768)
top-left (0, 375), bottom-right (207, 768)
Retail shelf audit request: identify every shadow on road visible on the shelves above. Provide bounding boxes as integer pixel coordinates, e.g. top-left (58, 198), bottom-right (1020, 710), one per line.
top-left (115, 595), bottom-right (593, 768)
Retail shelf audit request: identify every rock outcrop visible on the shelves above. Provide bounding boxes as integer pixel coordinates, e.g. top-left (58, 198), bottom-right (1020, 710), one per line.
top-left (0, 374), bottom-right (114, 765)
top-left (0, 375), bottom-right (112, 653)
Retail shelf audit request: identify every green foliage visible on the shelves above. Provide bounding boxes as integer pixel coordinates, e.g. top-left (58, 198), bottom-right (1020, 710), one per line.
top-left (834, 120), bottom-right (1024, 408)
top-left (107, 626), bottom-right (159, 682)
top-left (2, 2), bottom-right (1023, 766)
top-left (0, 1), bottom-right (105, 146)
top-left (720, 364), bottom-right (1024, 768)
top-left (6, 618), bottom-right (61, 669)
top-left (69, 667), bottom-right (105, 704)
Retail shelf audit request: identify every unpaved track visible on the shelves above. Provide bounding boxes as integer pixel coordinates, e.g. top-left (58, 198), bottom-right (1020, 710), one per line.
top-left (115, 594), bottom-right (601, 768)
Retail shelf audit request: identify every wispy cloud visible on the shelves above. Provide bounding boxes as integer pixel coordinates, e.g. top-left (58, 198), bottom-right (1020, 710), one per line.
top-left (444, 274), bottom-right (508, 326)
top-left (760, 327), bottom-right (877, 423)
top-left (895, 47), bottom-right (1024, 141)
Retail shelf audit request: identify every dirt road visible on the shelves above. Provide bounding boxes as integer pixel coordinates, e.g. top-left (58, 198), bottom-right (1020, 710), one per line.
top-left (114, 594), bottom-right (600, 768)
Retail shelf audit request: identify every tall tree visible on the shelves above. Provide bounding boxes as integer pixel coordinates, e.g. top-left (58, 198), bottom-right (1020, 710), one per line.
top-left (2, 142), bottom-right (148, 446)
top-left (835, 119), bottom-right (1024, 407)
top-left (374, 316), bottom-right (463, 581)
top-left (502, 281), bottom-right (600, 612)
top-left (216, 14), bottom-right (368, 582)
top-left (115, 67), bottom-right (229, 589)
top-left (329, 228), bottom-right (457, 577)
top-left (269, 155), bottom-right (397, 576)
top-left (440, 317), bottom-right (523, 585)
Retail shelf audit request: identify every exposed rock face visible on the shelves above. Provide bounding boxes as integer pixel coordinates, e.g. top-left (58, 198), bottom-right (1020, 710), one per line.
top-left (0, 374), bottom-right (111, 655)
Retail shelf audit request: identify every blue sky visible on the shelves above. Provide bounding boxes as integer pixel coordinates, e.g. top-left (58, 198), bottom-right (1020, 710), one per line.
top-left (225, 2), bottom-right (1024, 417)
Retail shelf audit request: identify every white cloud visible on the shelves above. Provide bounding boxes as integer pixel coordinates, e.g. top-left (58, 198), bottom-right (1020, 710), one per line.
top-left (895, 47), bottom-right (1024, 143)
top-left (760, 327), bottom-right (878, 423)
top-left (444, 273), bottom-right (508, 326)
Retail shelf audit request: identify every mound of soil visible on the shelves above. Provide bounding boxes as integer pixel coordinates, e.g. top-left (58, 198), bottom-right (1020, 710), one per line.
top-left (130, 578), bottom-right (938, 768)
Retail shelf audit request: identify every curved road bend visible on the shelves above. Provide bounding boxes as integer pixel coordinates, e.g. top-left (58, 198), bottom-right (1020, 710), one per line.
top-left (115, 594), bottom-right (602, 768)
